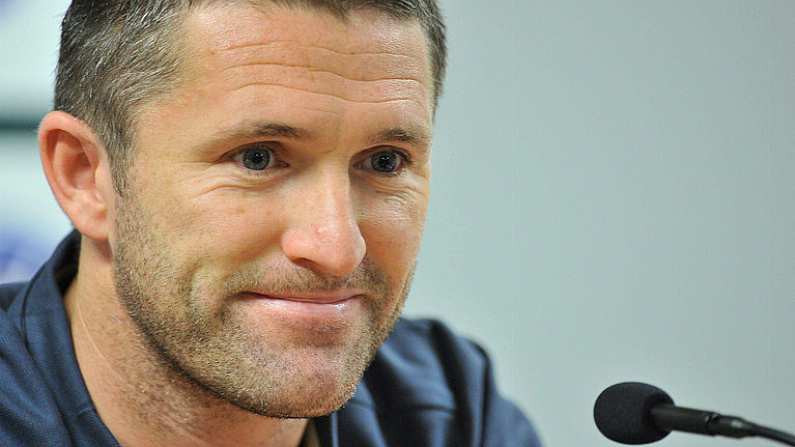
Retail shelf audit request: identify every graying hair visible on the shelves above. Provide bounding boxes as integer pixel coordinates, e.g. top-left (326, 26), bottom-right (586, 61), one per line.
top-left (54, 0), bottom-right (447, 193)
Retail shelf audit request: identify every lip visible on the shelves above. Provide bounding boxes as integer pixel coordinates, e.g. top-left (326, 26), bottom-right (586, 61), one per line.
top-left (236, 291), bottom-right (365, 329)
top-left (246, 290), bottom-right (366, 304)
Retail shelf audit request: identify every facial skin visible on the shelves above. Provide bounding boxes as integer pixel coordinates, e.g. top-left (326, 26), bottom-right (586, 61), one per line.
top-left (41, 3), bottom-right (433, 446)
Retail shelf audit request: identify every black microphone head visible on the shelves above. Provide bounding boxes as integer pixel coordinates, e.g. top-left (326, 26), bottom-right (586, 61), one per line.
top-left (594, 382), bottom-right (675, 445)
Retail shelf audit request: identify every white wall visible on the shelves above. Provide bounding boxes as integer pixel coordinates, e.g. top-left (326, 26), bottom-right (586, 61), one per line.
top-left (0, 0), bottom-right (63, 120)
top-left (406, 2), bottom-right (795, 446)
top-left (1, 1), bottom-right (793, 446)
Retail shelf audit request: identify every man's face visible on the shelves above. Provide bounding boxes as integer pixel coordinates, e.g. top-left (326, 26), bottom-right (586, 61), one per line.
top-left (111, 3), bottom-right (432, 417)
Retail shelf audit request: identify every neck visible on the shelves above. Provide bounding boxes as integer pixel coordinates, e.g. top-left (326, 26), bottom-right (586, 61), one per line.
top-left (64, 238), bottom-right (308, 447)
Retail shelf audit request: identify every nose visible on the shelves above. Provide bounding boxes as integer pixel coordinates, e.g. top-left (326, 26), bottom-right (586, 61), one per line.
top-left (280, 172), bottom-right (366, 279)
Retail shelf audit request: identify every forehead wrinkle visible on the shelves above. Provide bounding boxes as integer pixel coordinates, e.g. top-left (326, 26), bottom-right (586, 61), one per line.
top-left (223, 62), bottom-right (425, 87)
top-left (212, 42), bottom-right (431, 111)
top-left (224, 66), bottom-right (427, 99)
top-left (231, 82), bottom-right (425, 108)
top-left (215, 45), bottom-right (427, 87)
top-left (221, 40), bottom-right (420, 59)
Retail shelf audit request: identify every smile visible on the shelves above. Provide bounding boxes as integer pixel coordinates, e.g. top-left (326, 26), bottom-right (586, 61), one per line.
top-left (249, 290), bottom-right (365, 305)
top-left (238, 292), bottom-right (365, 326)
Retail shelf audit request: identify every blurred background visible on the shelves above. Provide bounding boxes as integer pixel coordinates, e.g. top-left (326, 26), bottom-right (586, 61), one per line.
top-left (1, 1), bottom-right (793, 445)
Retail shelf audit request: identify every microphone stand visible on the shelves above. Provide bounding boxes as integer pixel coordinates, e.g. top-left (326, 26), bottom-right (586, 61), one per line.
top-left (651, 404), bottom-right (795, 446)
top-left (751, 424), bottom-right (795, 446)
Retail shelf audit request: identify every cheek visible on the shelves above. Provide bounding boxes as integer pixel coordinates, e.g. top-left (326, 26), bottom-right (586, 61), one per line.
top-left (358, 191), bottom-right (428, 276)
top-left (147, 184), bottom-right (287, 264)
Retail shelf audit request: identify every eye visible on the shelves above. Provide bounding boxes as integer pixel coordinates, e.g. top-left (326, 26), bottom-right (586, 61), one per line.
top-left (362, 149), bottom-right (409, 174)
top-left (233, 145), bottom-right (275, 171)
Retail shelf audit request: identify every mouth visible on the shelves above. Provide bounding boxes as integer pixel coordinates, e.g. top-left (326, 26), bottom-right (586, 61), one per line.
top-left (247, 290), bottom-right (364, 305)
top-left (236, 291), bottom-right (365, 328)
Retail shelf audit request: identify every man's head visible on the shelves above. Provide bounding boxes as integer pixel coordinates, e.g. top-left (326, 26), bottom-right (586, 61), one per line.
top-left (40, 0), bottom-right (444, 418)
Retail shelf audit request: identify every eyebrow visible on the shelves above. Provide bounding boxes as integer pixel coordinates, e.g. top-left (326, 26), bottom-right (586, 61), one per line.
top-left (212, 121), bottom-right (312, 142)
top-left (370, 127), bottom-right (431, 148)
top-left (207, 121), bottom-right (430, 151)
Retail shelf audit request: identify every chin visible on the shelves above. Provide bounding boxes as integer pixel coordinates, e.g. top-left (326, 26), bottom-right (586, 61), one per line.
top-left (185, 340), bottom-right (369, 419)
top-left (226, 371), bottom-right (361, 419)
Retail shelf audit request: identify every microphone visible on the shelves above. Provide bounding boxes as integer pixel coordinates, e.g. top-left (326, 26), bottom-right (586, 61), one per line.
top-left (593, 382), bottom-right (795, 446)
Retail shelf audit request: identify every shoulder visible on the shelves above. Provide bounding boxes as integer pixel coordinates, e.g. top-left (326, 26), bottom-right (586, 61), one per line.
top-left (361, 318), bottom-right (493, 408)
top-left (351, 318), bottom-right (484, 409)
top-left (338, 318), bottom-right (543, 446)
top-left (0, 281), bottom-right (72, 445)
top-left (0, 282), bottom-right (26, 311)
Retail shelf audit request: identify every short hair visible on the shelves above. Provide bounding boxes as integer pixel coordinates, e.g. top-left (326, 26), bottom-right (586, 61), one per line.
top-left (54, 0), bottom-right (447, 193)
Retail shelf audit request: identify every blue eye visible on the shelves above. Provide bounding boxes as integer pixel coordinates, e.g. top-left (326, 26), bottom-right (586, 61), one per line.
top-left (366, 150), bottom-right (407, 174)
top-left (235, 147), bottom-right (273, 171)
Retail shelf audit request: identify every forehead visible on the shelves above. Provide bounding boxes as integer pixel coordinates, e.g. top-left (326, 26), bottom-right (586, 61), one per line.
top-left (177, 3), bottom-right (433, 111)
top-left (127, 2), bottom-right (435, 158)
top-left (187, 2), bottom-right (429, 63)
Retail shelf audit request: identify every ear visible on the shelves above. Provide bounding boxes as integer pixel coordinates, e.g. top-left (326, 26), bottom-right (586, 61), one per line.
top-left (39, 111), bottom-right (116, 242)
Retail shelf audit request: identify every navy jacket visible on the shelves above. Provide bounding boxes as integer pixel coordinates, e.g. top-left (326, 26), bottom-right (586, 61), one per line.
top-left (0, 232), bottom-right (542, 446)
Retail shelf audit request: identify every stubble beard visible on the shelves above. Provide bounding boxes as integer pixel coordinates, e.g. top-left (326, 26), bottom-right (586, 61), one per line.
top-left (111, 193), bottom-right (413, 418)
